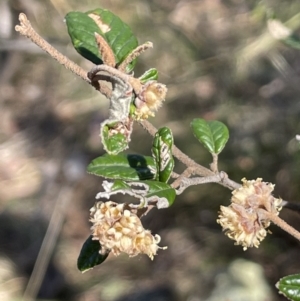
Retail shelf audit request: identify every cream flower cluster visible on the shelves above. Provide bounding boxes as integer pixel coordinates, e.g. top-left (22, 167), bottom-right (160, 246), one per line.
top-left (90, 201), bottom-right (165, 259)
top-left (217, 178), bottom-right (282, 250)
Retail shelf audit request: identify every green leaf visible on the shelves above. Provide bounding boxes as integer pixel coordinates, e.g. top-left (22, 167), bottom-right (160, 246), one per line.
top-left (143, 180), bottom-right (176, 207)
top-left (276, 274), bottom-right (300, 301)
top-left (86, 8), bottom-right (138, 71)
top-left (109, 179), bottom-right (132, 191)
top-left (191, 118), bottom-right (229, 154)
top-left (139, 68), bottom-right (158, 84)
top-left (65, 12), bottom-right (105, 65)
top-left (87, 154), bottom-right (157, 181)
top-left (77, 235), bottom-right (109, 272)
top-left (65, 9), bottom-right (138, 71)
top-left (101, 124), bottom-right (129, 155)
top-left (152, 127), bottom-right (174, 183)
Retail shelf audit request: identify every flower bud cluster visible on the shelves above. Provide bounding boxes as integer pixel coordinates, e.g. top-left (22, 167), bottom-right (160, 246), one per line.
top-left (90, 201), bottom-right (165, 259)
top-left (217, 178), bottom-right (282, 250)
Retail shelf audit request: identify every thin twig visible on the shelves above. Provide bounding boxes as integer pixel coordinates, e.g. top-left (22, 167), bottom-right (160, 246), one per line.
top-left (90, 75), bottom-right (113, 98)
top-left (88, 64), bottom-right (130, 84)
top-left (263, 210), bottom-right (300, 242)
top-left (210, 153), bottom-right (219, 173)
top-left (176, 174), bottom-right (223, 195)
top-left (176, 171), bottom-right (241, 194)
top-left (171, 167), bottom-right (195, 189)
top-left (223, 177), bottom-right (241, 190)
top-left (15, 13), bottom-right (90, 83)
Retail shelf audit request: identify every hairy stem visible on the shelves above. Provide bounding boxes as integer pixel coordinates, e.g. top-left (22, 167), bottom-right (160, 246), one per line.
top-left (171, 167), bottom-right (194, 189)
top-left (210, 153), bottom-right (219, 173)
top-left (176, 171), bottom-right (241, 194)
top-left (264, 211), bottom-right (300, 242)
top-left (88, 64), bottom-right (130, 84)
top-left (15, 13), bottom-right (90, 83)
top-left (176, 173), bottom-right (224, 194)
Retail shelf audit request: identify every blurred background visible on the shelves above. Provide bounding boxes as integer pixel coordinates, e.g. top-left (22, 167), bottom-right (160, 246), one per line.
top-left (1, 0), bottom-right (300, 300)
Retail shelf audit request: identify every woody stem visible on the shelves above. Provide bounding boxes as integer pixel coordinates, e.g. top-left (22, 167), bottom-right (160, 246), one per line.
top-left (15, 13), bottom-right (90, 83)
top-left (263, 210), bottom-right (300, 242)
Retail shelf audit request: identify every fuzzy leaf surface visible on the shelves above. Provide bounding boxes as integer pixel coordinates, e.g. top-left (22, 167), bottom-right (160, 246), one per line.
top-left (191, 118), bottom-right (229, 154)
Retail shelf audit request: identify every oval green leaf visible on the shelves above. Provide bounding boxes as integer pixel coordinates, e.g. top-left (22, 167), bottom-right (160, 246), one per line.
top-left (139, 68), bottom-right (158, 84)
top-left (86, 8), bottom-right (138, 71)
top-left (65, 9), bottom-right (138, 71)
top-left (191, 118), bottom-right (229, 154)
top-left (65, 11), bottom-right (105, 65)
top-left (276, 274), bottom-right (300, 301)
top-left (87, 154), bottom-right (157, 181)
top-left (77, 235), bottom-right (109, 272)
top-left (143, 180), bottom-right (176, 207)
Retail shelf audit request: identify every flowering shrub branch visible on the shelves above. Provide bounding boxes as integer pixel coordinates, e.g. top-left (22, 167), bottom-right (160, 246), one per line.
top-left (15, 9), bottom-right (300, 300)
